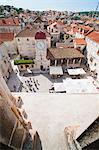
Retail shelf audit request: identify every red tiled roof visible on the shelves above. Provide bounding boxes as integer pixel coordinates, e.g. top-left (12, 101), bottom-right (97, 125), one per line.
top-left (74, 38), bottom-right (87, 45)
top-left (79, 25), bottom-right (92, 30)
top-left (87, 31), bottom-right (99, 43)
top-left (73, 27), bottom-right (79, 33)
top-left (35, 31), bottom-right (46, 39)
top-left (13, 18), bottom-right (20, 25)
top-left (0, 40), bottom-right (3, 45)
top-left (48, 20), bottom-right (53, 23)
top-left (0, 18), bottom-right (20, 26)
top-left (71, 24), bottom-right (77, 28)
top-left (0, 33), bottom-right (14, 41)
top-left (48, 48), bottom-right (84, 59)
top-left (0, 20), bottom-right (3, 25)
top-left (57, 21), bottom-right (64, 26)
top-left (16, 27), bottom-right (50, 38)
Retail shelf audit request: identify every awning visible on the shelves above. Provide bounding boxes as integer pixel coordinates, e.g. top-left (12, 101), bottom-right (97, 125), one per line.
top-left (54, 83), bottom-right (66, 92)
top-left (63, 78), bottom-right (98, 93)
top-left (27, 68), bottom-right (32, 73)
top-left (67, 68), bottom-right (86, 76)
top-left (50, 66), bottom-right (63, 75)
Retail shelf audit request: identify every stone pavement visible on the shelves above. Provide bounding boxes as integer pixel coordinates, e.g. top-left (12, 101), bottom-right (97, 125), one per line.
top-left (13, 93), bottom-right (99, 150)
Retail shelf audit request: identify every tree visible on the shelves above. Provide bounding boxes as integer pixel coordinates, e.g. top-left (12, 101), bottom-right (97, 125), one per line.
top-left (18, 8), bottom-right (24, 13)
top-left (0, 5), bottom-right (4, 14)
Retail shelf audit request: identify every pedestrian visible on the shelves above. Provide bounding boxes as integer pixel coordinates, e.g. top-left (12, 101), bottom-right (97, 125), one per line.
top-left (36, 79), bottom-right (40, 86)
top-left (13, 85), bottom-right (16, 92)
top-left (30, 88), bottom-right (32, 92)
top-left (33, 88), bottom-right (35, 92)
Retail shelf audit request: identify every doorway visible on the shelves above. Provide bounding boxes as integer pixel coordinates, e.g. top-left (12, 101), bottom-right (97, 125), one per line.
top-left (40, 65), bottom-right (43, 70)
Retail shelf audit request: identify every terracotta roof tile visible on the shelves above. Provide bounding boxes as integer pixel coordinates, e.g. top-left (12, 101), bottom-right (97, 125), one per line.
top-left (57, 21), bottom-right (64, 26)
top-left (0, 20), bottom-right (3, 25)
top-left (74, 38), bottom-right (87, 45)
top-left (0, 18), bottom-right (19, 26)
top-left (0, 33), bottom-right (14, 41)
top-left (48, 48), bottom-right (84, 59)
top-left (87, 31), bottom-right (99, 43)
top-left (73, 27), bottom-right (79, 33)
top-left (0, 40), bottom-right (3, 45)
top-left (13, 18), bottom-right (20, 25)
top-left (79, 25), bottom-right (93, 31)
top-left (16, 27), bottom-right (50, 38)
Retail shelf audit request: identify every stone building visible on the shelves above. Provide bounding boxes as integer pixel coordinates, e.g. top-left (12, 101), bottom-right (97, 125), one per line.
top-left (0, 18), bottom-right (21, 34)
top-left (15, 26), bottom-right (51, 70)
top-left (0, 71), bottom-right (42, 150)
top-left (0, 41), bottom-right (13, 82)
top-left (0, 32), bottom-right (18, 57)
top-left (47, 47), bottom-right (84, 68)
top-left (86, 31), bottom-right (99, 81)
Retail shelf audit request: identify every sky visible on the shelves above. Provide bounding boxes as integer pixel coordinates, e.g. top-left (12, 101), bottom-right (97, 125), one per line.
top-left (0, 0), bottom-right (98, 11)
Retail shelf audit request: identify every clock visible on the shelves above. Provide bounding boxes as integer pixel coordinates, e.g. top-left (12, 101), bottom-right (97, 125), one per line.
top-left (36, 41), bottom-right (45, 50)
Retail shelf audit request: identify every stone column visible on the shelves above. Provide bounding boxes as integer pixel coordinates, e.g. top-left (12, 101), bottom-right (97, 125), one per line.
top-left (79, 58), bottom-right (82, 65)
top-left (55, 60), bottom-right (57, 66)
top-left (73, 59), bottom-right (75, 65)
top-left (61, 59), bottom-right (63, 65)
top-left (67, 59), bottom-right (69, 67)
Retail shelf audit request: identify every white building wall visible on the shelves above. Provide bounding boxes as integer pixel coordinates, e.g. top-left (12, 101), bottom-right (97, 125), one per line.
top-left (86, 37), bottom-right (99, 81)
top-left (75, 32), bottom-right (85, 38)
top-left (47, 22), bottom-right (60, 33)
top-left (4, 40), bottom-right (18, 55)
top-left (16, 37), bottom-right (36, 58)
top-left (47, 37), bottom-right (51, 48)
top-left (15, 36), bottom-right (51, 58)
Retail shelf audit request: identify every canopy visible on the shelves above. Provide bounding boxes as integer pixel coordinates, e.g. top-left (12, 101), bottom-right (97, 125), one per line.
top-left (27, 68), bottom-right (32, 73)
top-left (50, 66), bottom-right (63, 75)
top-left (67, 68), bottom-right (86, 76)
top-left (63, 78), bottom-right (98, 93)
top-left (54, 83), bottom-right (66, 93)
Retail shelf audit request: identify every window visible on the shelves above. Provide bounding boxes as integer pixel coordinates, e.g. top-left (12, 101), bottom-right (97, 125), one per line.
top-left (27, 38), bottom-right (29, 41)
top-left (18, 39), bottom-right (20, 42)
top-left (26, 65), bottom-right (29, 68)
top-left (20, 65), bottom-right (23, 68)
top-left (32, 65), bottom-right (34, 68)
top-left (4, 60), bottom-right (6, 64)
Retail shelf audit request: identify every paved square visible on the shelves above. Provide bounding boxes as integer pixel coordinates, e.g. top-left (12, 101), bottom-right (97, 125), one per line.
top-left (13, 93), bottom-right (99, 150)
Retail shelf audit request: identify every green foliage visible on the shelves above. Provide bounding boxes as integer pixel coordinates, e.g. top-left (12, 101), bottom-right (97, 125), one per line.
top-left (78, 11), bottom-right (99, 16)
top-left (0, 5), bottom-right (4, 14)
top-left (0, 5), bottom-right (24, 15)
top-left (14, 60), bottom-right (34, 65)
top-left (71, 16), bottom-right (81, 20)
